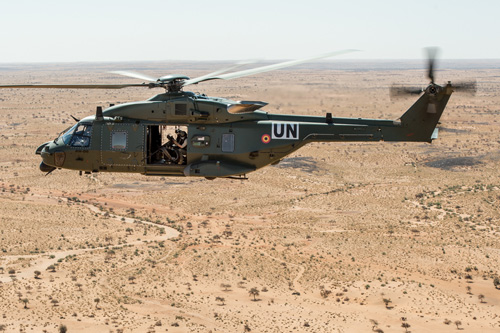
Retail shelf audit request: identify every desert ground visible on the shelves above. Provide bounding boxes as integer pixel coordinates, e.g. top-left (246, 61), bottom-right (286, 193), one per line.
top-left (0, 59), bottom-right (499, 332)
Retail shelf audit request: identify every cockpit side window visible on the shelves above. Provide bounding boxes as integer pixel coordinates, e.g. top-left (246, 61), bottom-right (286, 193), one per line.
top-left (69, 123), bottom-right (92, 147)
top-left (62, 124), bottom-right (78, 145)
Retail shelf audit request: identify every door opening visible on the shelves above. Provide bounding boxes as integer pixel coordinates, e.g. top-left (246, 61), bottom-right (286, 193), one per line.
top-left (146, 125), bottom-right (187, 165)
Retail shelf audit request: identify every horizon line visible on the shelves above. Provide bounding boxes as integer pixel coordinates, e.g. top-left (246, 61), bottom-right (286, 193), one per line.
top-left (1, 58), bottom-right (500, 66)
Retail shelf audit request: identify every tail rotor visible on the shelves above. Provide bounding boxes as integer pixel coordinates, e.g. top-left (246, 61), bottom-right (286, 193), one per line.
top-left (390, 47), bottom-right (477, 99)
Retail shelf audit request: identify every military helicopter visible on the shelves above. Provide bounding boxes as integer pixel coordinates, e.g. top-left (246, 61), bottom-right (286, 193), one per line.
top-left (0, 49), bottom-right (475, 180)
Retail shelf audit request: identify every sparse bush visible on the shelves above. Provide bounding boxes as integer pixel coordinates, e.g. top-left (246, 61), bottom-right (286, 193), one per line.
top-left (215, 296), bottom-right (225, 305)
top-left (320, 289), bottom-right (332, 298)
top-left (220, 283), bottom-right (231, 291)
top-left (21, 298), bottom-right (29, 309)
top-left (249, 287), bottom-right (259, 301)
top-left (493, 276), bottom-right (500, 289)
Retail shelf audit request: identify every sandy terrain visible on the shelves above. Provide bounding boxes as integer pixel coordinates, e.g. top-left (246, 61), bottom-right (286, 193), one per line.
top-left (0, 60), bottom-right (499, 332)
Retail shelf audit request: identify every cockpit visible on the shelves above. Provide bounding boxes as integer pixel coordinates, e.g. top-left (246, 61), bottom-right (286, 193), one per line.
top-left (62, 123), bottom-right (93, 147)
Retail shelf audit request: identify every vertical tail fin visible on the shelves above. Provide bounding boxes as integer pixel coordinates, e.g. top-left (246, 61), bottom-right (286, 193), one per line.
top-left (398, 83), bottom-right (453, 142)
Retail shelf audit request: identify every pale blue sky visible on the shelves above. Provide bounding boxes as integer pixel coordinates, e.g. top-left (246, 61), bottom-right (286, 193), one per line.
top-left (0, 0), bottom-right (498, 62)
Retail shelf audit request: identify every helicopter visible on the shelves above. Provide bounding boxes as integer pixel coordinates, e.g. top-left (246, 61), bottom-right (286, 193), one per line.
top-left (0, 49), bottom-right (475, 180)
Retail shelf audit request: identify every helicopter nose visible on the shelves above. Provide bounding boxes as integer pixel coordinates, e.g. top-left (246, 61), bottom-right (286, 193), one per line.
top-left (35, 141), bottom-right (59, 173)
top-left (35, 141), bottom-right (51, 155)
top-left (39, 161), bottom-right (56, 173)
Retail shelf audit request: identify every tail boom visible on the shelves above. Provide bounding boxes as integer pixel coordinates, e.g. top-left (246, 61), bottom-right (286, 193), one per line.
top-left (266, 83), bottom-right (453, 145)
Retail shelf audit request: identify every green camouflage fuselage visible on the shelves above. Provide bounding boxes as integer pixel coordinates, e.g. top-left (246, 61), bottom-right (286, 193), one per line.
top-left (37, 84), bottom-right (452, 179)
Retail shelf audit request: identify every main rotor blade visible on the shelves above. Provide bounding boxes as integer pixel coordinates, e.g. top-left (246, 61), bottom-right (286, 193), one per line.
top-left (183, 60), bottom-right (257, 86)
top-left (425, 47), bottom-right (439, 83)
top-left (185, 49), bottom-right (358, 85)
top-left (0, 84), bottom-right (150, 89)
top-left (110, 71), bottom-right (158, 82)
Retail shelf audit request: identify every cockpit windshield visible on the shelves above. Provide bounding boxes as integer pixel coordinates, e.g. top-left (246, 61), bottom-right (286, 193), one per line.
top-left (62, 123), bottom-right (92, 147)
top-left (62, 124), bottom-right (78, 145)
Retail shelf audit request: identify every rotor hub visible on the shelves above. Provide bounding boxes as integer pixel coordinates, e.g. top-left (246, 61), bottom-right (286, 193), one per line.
top-left (425, 84), bottom-right (440, 96)
top-left (164, 78), bottom-right (188, 92)
top-left (153, 75), bottom-right (190, 92)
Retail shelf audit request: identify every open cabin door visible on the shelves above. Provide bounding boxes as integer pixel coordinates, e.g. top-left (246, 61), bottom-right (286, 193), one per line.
top-left (146, 125), bottom-right (187, 166)
top-left (143, 125), bottom-right (188, 177)
top-left (146, 125), bottom-right (162, 165)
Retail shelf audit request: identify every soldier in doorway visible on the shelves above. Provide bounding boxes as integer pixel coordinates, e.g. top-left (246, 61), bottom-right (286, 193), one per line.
top-left (167, 129), bottom-right (187, 164)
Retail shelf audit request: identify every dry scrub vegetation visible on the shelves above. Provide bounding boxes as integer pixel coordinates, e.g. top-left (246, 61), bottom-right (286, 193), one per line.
top-left (0, 60), bottom-right (500, 332)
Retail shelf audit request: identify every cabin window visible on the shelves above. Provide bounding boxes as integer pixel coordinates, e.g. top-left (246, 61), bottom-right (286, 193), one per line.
top-left (111, 131), bottom-right (127, 150)
top-left (69, 123), bottom-right (92, 147)
top-left (191, 135), bottom-right (210, 148)
top-left (221, 133), bottom-right (234, 152)
top-left (175, 104), bottom-right (187, 116)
